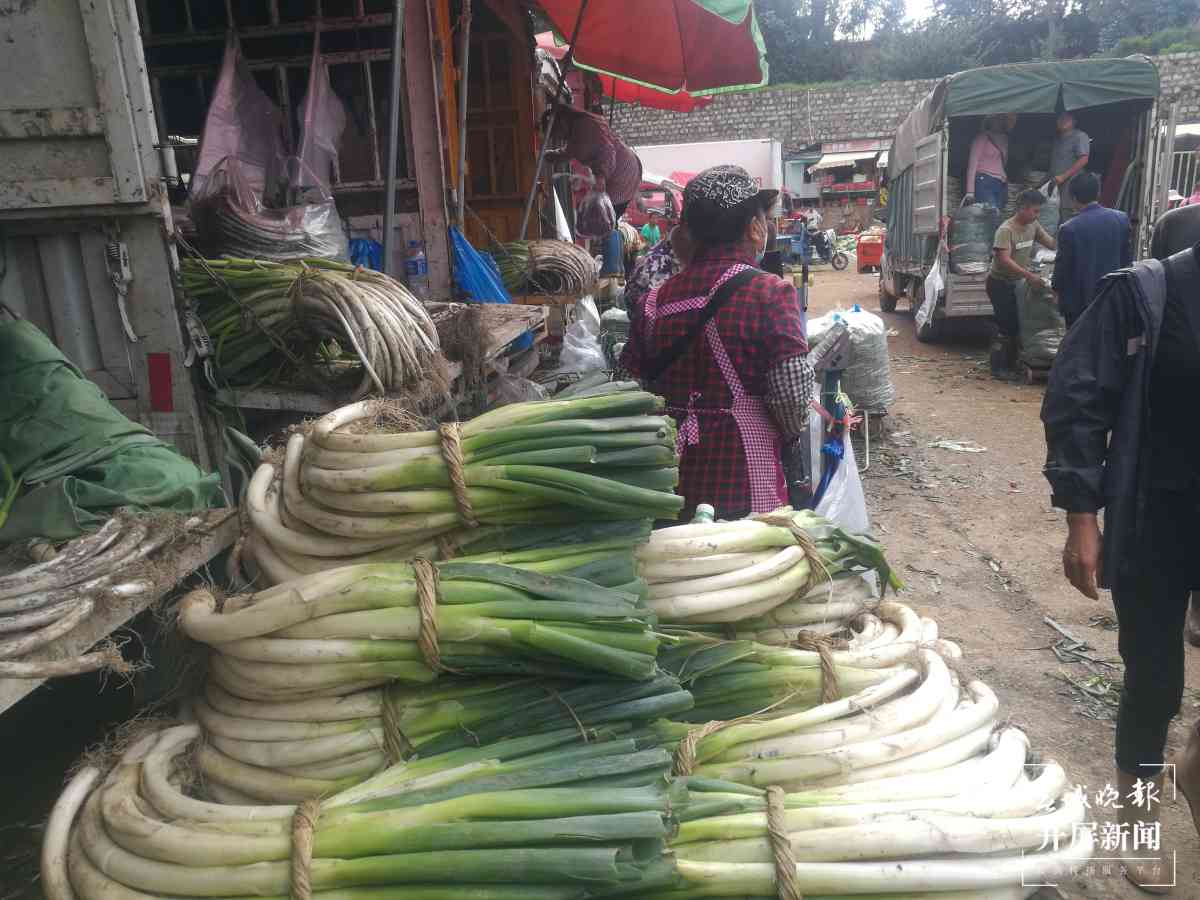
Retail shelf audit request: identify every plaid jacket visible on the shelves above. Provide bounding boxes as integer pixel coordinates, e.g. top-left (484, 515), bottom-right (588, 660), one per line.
top-left (621, 245), bottom-right (809, 519)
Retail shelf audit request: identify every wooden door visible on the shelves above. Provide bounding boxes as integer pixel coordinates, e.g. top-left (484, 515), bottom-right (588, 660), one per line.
top-left (463, 31), bottom-right (534, 248)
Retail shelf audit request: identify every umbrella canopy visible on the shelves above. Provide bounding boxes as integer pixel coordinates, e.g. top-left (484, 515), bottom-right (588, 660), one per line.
top-left (536, 1), bottom-right (768, 96)
top-left (535, 32), bottom-right (713, 112)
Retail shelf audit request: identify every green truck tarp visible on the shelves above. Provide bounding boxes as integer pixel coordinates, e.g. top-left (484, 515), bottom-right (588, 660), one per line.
top-left (889, 56), bottom-right (1160, 175)
top-left (0, 320), bottom-right (224, 542)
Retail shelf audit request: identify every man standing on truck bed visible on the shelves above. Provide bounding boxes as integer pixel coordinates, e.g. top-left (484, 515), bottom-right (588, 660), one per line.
top-left (1051, 112), bottom-right (1091, 221)
top-left (987, 190), bottom-right (1057, 378)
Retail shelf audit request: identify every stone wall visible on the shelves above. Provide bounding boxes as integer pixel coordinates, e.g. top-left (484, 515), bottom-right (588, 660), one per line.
top-left (612, 51), bottom-right (1200, 151)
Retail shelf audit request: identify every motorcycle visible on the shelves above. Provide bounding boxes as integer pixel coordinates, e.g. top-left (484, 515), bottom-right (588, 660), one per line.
top-left (806, 227), bottom-right (849, 271)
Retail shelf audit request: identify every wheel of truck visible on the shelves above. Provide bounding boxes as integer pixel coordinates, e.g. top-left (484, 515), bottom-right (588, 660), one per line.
top-left (832, 252), bottom-right (849, 271)
top-left (878, 278), bottom-right (898, 312)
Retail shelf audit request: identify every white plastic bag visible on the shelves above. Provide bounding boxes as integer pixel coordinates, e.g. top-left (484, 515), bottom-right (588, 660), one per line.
top-left (808, 410), bottom-right (869, 533)
top-left (916, 260), bottom-right (942, 331)
top-left (554, 295), bottom-right (606, 375)
top-left (1037, 181), bottom-right (1061, 237)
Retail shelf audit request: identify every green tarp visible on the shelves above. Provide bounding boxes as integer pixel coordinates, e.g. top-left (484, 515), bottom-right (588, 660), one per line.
top-left (0, 320), bottom-right (224, 541)
top-left (889, 56), bottom-right (1160, 175)
top-left (940, 58), bottom-right (1160, 118)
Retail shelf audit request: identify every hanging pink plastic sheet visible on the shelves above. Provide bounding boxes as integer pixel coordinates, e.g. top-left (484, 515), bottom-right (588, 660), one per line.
top-left (192, 33), bottom-right (286, 201)
top-left (293, 30), bottom-right (348, 193)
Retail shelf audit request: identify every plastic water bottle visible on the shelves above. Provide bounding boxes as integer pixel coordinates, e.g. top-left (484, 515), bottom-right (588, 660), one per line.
top-left (405, 240), bottom-right (430, 300)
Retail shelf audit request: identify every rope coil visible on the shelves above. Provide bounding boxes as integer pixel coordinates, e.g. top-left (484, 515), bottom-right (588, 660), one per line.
top-left (437, 422), bottom-right (478, 527)
top-left (290, 799), bottom-right (321, 900)
top-left (766, 785), bottom-right (803, 900)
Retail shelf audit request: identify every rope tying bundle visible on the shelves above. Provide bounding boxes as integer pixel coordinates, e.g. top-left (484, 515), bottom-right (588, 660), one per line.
top-left (411, 558), bottom-right (445, 673)
top-left (437, 422), bottom-right (477, 527)
top-left (379, 686), bottom-right (416, 764)
top-left (672, 720), bottom-right (729, 776)
top-left (290, 798), bottom-right (321, 900)
top-left (751, 511), bottom-right (832, 598)
top-left (792, 630), bottom-right (845, 704)
top-left (434, 532), bottom-right (460, 561)
top-left (766, 785), bottom-right (803, 900)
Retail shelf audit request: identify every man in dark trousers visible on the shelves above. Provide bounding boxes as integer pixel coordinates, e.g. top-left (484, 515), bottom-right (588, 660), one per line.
top-left (1052, 173), bottom-right (1131, 328)
top-left (1042, 241), bottom-right (1200, 889)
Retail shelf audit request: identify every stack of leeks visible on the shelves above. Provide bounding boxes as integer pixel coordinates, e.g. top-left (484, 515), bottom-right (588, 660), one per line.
top-left (180, 257), bottom-right (442, 397)
top-left (636, 509), bottom-right (899, 634)
top-left (180, 562), bottom-right (663, 700)
top-left (46, 723), bottom-right (686, 900)
top-left (652, 725), bottom-right (1092, 898)
top-left (638, 633), bottom-right (1092, 898)
top-left (189, 672), bottom-right (693, 803)
top-left (242, 386), bottom-right (684, 582)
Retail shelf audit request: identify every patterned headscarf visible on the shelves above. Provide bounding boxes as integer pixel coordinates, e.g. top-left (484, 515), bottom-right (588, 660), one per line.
top-left (684, 165), bottom-right (778, 245)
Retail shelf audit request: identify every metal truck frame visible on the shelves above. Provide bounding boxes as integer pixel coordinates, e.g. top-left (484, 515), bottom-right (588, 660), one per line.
top-left (879, 57), bottom-right (1176, 342)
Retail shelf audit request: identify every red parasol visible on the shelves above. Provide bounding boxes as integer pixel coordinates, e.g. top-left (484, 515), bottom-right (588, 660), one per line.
top-left (535, 32), bottom-right (714, 112)
top-left (536, 0), bottom-right (769, 95)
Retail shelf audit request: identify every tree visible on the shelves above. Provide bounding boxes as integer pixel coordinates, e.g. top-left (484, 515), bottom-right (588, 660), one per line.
top-left (756, 0), bottom-right (903, 83)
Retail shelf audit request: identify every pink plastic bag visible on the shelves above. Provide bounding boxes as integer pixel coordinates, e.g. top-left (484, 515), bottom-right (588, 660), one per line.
top-left (192, 33), bottom-right (286, 201)
top-left (293, 30), bottom-right (348, 194)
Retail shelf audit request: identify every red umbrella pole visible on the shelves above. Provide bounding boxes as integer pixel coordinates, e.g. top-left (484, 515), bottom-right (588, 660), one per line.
top-left (518, 0), bottom-right (591, 241)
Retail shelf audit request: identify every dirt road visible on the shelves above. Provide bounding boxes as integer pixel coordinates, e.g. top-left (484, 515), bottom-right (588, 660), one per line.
top-left (807, 267), bottom-right (1199, 898)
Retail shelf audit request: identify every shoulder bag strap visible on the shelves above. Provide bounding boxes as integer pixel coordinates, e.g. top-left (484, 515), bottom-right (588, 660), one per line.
top-left (643, 268), bottom-right (759, 384)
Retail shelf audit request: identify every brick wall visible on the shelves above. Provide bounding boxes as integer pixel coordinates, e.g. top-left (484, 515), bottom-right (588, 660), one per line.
top-left (612, 52), bottom-right (1200, 151)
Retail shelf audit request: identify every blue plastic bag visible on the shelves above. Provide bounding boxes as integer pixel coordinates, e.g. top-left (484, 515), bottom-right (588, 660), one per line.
top-left (448, 227), bottom-right (531, 351)
top-left (348, 237), bottom-right (383, 271)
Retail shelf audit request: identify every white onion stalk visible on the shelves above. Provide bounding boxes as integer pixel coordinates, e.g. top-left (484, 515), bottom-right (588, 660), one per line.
top-left (641, 550), bottom-right (777, 583)
top-left (672, 826), bottom-right (1094, 895)
top-left (698, 679), bottom-right (997, 786)
top-left (676, 764), bottom-right (1067, 847)
top-left (713, 650), bottom-right (952, 762)
top-left (678, 786), bottom-right (1085, 863)
top-left (42, 764), bottom-right (100, 900)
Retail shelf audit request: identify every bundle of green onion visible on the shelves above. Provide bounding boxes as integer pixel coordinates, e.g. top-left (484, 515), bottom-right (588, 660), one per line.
top-left (662, 646), bottom-right (996, 788)
top-left (243, 386), bottom-right (683, 581)
top-left (636, 508), bottom-right (899, 628)
top-left (190, 672), bottom-right (693, 803)
top-left (180, 561), bottom-right (663, 702)
top-left (47, 723), bottom-right (686, 900)
top-left (180, 257), bottom-right (442, 396)
top-left (643, 724), bottom-right (1092, 898)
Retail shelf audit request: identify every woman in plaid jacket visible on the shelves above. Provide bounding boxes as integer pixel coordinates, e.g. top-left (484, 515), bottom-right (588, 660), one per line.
top-left (621, 165), bottom-right (814, 520)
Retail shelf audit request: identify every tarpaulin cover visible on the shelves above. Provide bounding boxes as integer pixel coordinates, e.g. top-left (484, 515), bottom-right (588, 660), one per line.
top-left (889, 57), bottom-right (1159, 175)
top-left (0, 321), bottom-right (224, 541)
top-left (538, 0), bottom-right (768, 95)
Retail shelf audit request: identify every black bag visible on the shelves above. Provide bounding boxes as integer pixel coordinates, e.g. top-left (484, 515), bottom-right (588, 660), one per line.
top-left (642, 268), bottom-right (758, 383)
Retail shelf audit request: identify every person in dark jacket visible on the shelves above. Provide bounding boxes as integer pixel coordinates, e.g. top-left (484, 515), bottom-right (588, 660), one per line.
top-left (1051, 173), bottom-right (1131, 328)
top-left (1151, 203), bottom-right (1200, 650)
top-left (1042, 242), bottom-right (1200, 892)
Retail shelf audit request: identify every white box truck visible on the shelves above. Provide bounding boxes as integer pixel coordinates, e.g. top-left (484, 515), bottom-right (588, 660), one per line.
top-left (633, 139), bottom-right (784, 191)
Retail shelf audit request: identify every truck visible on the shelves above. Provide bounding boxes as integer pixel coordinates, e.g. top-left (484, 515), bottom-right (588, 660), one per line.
top-left (880, 57), bottom-right (1176, 342)
top-left (633, 139), bottom-right (784, 192)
